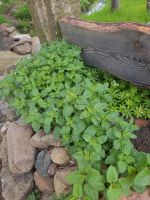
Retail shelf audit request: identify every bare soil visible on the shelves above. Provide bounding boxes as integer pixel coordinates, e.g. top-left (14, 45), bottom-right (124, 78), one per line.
top-left (132, 125), bottom-right (150, 153)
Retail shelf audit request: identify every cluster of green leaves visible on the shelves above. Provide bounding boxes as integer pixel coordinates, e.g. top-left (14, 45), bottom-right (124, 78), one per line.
top-left (80, 0), bottom-right (96, 11)
top-left (90, 69), bottom-right (150, 119)
top-left (27, 190), bottom-right (40, 200)
top-left (13, 3), bottom-right (31, 20)
top-left (0, 0), bottom-right (33, 33)
top-left (13, 3), bottom-right (32, 33)
top-left (0, 41), bottom-right (150, 200)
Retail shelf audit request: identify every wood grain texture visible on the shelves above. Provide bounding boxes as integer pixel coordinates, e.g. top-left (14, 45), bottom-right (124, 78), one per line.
top-left (59, 17), bottom-right (150, 88)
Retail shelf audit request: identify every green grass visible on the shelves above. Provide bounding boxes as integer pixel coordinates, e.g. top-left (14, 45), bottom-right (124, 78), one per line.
top-left (0, 15), bottom-right (9, 24)
top-left (82, 0), bottom-right (150, 23)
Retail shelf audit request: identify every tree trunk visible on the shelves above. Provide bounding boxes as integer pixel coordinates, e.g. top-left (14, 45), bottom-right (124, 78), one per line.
top-left (147, 0), bottom-right (150, 12)
top-left (111, 0), bottom-right (119, 11)
top-left (28, 0), bottom-right (81, 43)
top-left (59, 17), bottom-right (150, 88)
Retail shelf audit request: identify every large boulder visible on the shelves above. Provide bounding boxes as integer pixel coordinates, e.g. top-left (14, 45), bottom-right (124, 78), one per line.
top-left (1, 168), bottom-right (34, 200)
top-left (0, 133), bottom-right (34, 200)
top-left (6, 122), bottom-right (36, 174)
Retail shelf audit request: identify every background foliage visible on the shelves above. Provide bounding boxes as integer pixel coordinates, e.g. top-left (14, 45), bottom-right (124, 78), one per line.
top-left (80, 0), bottom-right (96, 11)
top-left (82, 0), bottom-right (150, 23)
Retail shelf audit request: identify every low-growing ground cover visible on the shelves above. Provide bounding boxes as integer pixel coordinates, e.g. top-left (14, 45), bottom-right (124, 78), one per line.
top-left (0, 41), bottom-right (150, 200)
top-left (82, 0), bottom-right (150, 23)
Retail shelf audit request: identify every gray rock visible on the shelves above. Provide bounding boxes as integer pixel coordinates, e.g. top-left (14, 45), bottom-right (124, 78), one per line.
top-left (35, 150), bottom-right (52, 177)
top-left (13, 34), bottom-right (31, 41)
top-left (9, 31), bottom-right (20, 38)
top-left (31, 37), bottom-right (41, 54)
top-left (34, 171), bottom-right (54, 194)
top-left (30, 130), bottom-right (61, 149)
top-left (1, 168), bottom-right (34, 200)
top-left (7, 122), bottom-right (36, 174)
top-left (6, 26), bottom-right (16, 34)
top-left (11, 37), bottom-right (32, 49)
top-left (54, 167), bottom-right (76, 197)
top-left (48, 163), bottom-right (57, 176)
top-left (0, 133), bottom-right (34, 200)
top-left (51, 148), bottom-right (70, 165)
top-left (0, 101), bottom-right (17, 123)
top-left (0, 50), bottom-right (23, 73)
top-left (13, 43), bottom-right (31, 55)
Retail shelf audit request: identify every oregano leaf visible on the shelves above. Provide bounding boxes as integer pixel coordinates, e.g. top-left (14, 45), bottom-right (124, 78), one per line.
top-left (106, 166), bottom-right (118, 183)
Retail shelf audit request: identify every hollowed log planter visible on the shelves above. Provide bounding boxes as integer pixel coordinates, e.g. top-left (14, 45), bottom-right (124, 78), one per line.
top-left (59, 17), bottom-right (150, 88)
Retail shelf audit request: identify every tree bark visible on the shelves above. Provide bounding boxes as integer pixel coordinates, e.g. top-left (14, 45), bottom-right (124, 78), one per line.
top-left (59, 17), bottom-right (150, 88)
top-left (28, 0), bottom-right (81, 43)
top-left (111, 0), bottom-right (119, 11)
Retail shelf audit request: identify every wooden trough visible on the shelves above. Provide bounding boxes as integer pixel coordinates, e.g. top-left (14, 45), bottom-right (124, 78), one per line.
top-left (59, 17), bottom-right (150, 88)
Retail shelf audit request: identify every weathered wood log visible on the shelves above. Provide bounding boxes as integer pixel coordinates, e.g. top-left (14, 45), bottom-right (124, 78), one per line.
top-left (59, 17), bottom-right (150, 88)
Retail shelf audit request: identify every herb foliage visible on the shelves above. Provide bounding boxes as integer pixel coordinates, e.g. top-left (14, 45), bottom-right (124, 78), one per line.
top-left (0, 41), bottom-right (150, 200)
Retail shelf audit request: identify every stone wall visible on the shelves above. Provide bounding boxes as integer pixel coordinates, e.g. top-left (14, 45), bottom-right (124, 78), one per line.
top-left (28, 0), bottom-right (81, 43)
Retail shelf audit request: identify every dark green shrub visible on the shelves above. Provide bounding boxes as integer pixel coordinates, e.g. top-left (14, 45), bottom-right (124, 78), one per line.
top-left (13, 4), bottom-right (31, 20)
top-left (80, 0), bottom-right (96, 11)
top-left (13, 3), bottom-right (32, 33)
top-left (0, 41), bottom-right (150, 200)
top-left (16, 19), bottom-right (31, 33)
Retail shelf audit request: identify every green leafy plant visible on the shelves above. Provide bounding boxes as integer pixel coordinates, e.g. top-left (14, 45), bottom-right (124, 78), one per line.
top-left (13, 3), bottom-right (32, 33)
top-left (13, 3), bottom-right (31, 20)
top-left (0, 41), bottom-right (150, 200)
top-left (26, 190), bottom-right (40, 200)
top-left (80, 0), bottom-right (96, 11)
top-left (89, 69), bottom-right (150, 119)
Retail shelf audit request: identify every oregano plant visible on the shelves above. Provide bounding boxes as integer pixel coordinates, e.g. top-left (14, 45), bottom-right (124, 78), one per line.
top-left (0, 40), bottom-right (150, 200)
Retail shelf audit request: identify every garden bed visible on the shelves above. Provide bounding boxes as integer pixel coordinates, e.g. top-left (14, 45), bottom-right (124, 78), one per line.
top-left (0, 41), bottom-right (150, 200)
top-left (133, 125), bottom-right (150, 153)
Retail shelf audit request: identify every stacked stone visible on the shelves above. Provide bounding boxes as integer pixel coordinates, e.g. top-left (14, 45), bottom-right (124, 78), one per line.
top-left (0, 24), bottom-right (41, 74)
top-left (0, 116), bottom-right (76, 200)
top-left (0, 105), bottom-right (150, 200)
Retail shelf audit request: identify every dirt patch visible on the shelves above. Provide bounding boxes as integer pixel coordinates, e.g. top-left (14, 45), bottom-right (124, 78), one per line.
top-left (132, 126), bottom-right (150, 153)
